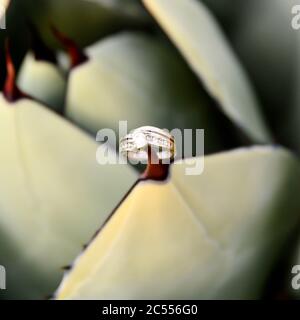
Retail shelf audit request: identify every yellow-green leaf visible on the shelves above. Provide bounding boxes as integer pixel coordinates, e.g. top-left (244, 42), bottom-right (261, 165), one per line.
top-left (0, 94), bottom-right (137, 299)
top-left (17, 52), bottom-right (67, 112)
top-left (143, 0), bottom-right (272, 143)
top-left (66, 32), bottom-right (223, 154)
top-left (56, 147), bottom-right (300, 299)
top-left (0, 0), bottom-right (9, 12)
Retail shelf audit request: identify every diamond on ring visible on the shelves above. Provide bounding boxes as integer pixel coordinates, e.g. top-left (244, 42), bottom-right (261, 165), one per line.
top-left (120, 126), bottom-right (175, 163)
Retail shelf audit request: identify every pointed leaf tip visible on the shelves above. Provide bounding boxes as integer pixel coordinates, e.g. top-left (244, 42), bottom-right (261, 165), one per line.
top-left (51, 25), bottom-right (88, 68)
top-left (61, 265), bottom-right (72, 271)
top-left (3, 40), bottom-right (28, 103)
top-left (140, 146), bottom-right (171, 181)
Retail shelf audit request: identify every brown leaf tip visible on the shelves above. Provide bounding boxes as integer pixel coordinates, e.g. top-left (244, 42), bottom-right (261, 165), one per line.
top-left (140, 146), bottom-right (171, 181)
top-left (3, 39), bottom-right (29, 103)
top-left (61, 265), bottom-right (72, 271)
top-left (51, 25), bottom-right (88, 68)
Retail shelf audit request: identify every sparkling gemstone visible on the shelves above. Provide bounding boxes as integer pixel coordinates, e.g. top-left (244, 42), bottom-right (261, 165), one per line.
top-left (133, 133), bottom-right (147, 149)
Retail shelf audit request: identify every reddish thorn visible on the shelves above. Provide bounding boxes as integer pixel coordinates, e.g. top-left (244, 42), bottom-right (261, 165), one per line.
top-left (51, 25), bottom-right (88, 68)
top-left (3, 39), bottom-right (29, 103)
top-left (140, 146), bottom-right (170, 181)
top-left (61, 265), bottom-right (72, 271)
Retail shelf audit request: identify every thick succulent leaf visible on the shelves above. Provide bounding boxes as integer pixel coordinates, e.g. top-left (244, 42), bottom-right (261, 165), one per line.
top-left (66, 32), bottom-right (224, 155)
top-left (23, 0), bottom-right (147, 48)
top-left (56, 147), bottom-right (300, 299)
top-left (17, 52), bottom-right (67, 112)
top-left (233, 0), bottom-right (298, 137)
top-left (0, 0), bottom-right (9, 31)
top-left (0, 0), bottom-right (9, 12)
top-left (143, 0), bottom-right (272, 143)
top-left (0, 94), bottom-right (137, 299)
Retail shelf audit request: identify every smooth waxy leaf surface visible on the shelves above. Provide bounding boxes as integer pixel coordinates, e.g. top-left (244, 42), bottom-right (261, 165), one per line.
top-left (66, 32), bottom-right (223, 154)
top-left (0, 94), bottom-right (137, 299)
top-left (0, 0), bottom-right (9, 12)
top-left (56, 147), bottom-right (300, 299)
top-left (17, 53), bottom-right (67, 112)
top-left (143, 0), bottom-right (271, 143)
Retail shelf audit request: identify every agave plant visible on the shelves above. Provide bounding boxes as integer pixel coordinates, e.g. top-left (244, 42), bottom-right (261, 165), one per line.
top-left (0, 0), bottom-right (300, 300)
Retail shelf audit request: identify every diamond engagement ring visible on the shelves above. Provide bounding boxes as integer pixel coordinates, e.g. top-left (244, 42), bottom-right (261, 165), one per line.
top-left (120, 126), bottom-right (175, 162)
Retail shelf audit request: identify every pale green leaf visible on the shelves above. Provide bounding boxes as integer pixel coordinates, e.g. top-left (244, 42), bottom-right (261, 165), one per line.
top-left (56, 147), bottom-right (300, 299)
top-left (143, 0), bottom-right (272, 143)
top-left (66, 32), bottom-right (223, 154)
top-left (17, 53), bottom-right (67, 112)
top-left (0, 94), bottom-right (137, 299)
